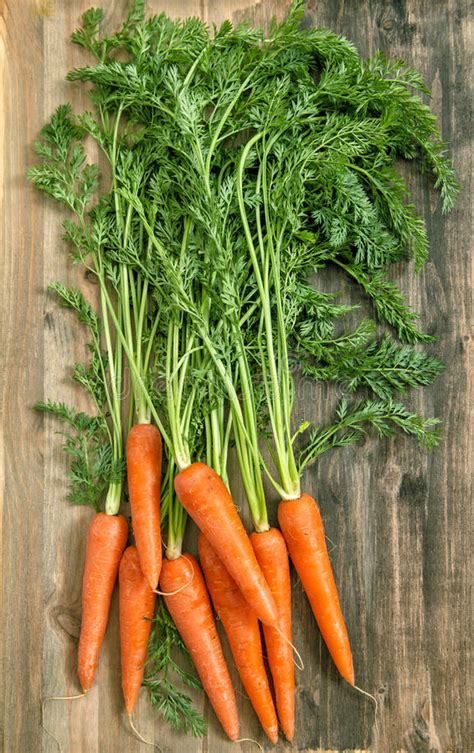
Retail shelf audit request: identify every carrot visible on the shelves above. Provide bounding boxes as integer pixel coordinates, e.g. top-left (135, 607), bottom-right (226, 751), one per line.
top-left (250, 527), bottom-right (295, 741)
top-left (160, 553), bottom-right (240, 741)
top-left (198, 534), bottom-right (279, 744)
top-left (126, 423), bottom-right (162, 591)
top-left (278, 493), bottom-right (354, 685)
top-left (174, 463), bottom-right (278, 628)
top-left (119, 546), bottom-right (156, 715)
top-left (77, 512), bottom-right (128, 692)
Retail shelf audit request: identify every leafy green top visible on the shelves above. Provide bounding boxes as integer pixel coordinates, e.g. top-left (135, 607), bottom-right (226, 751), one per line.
top-left (54, 0), bottom-right (456, 501)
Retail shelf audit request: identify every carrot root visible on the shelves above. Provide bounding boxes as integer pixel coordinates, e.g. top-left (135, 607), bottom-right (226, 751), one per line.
top-left (78, 513), bottom-right (128, 693)
top-left (160, 553), bottom-right (240, 741)
top-left (126, 423), bottom-right (163, 591)
top-left (174, 462), bottom-right (278, 627)
top-left (235, 738), bottom-right (264, 751)
top-left (250, 527), bottom-right (295, 742)
top-left (119, 546), bottom-right (157, 715)
top-left (41, 694), bottom-right (87, 753)
top-left (274, 626), bottom-right (304, 671)
top-left (128, 715), bottom-right (162, 750)
top-left (199, 534), bottom-right (278, 744)
top-left (278, 493), bottom-right (355, 686)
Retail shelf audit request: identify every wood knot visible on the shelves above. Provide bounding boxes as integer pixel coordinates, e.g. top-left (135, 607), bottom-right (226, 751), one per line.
top-left (382, 18), bottom-right (395, 30)
top-left (403, 698), bottom-right (443, 752)
top-left (49, 605), bottom-right (81, 641)
top-left (85, 269), bottom-right (98, 284)
top-left (399, 472), bottom-right (428, 506)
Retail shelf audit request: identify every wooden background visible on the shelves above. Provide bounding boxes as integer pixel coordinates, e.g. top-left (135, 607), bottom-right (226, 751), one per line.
top-left (1, 0), bottom-right (471, 751)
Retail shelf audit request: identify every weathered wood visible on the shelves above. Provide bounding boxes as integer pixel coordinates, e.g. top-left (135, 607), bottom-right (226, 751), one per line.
top-left (0, 1), bottom-right (471, 752)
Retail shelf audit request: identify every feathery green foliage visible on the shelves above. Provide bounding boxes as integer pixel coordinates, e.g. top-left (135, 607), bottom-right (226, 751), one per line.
top-left (299, 398), bottom-right (442, 473)
top-left (144, 602), bottom-right (206, 737)
top-left (298, 332), bottom-right (444, 400)
top-left (35, 279), bottom-right (124, 512)
top-left (56, 0), bottom-right (454, 490)
top-left (35, 396), bottom-right (122, 511)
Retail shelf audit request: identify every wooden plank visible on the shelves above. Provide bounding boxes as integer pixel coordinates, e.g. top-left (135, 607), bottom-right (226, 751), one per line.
top-left (1, 1), bottom-right (46, 752)
top-left (0, 1), bottom-right (471, 752)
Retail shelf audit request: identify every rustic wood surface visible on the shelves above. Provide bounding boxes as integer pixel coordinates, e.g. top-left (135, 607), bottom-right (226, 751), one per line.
top-left (0, 0), bottom-right (471, 751)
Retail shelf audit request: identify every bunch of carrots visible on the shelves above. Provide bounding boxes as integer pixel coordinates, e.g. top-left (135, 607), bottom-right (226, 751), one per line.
top-left (31, 0), bottom-right (457, 746)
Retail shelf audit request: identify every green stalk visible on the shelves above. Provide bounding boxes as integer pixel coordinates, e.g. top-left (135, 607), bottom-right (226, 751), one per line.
top-left (96, 263), bottom-right (124, 515)
top-left (233, 349), bottom-right (269, 530)
top-left (166, 492), bottom-right (186, 561)
top-left (106, 104), bottom-right (154, 426)
top-left (97, 276), bottom-right (170, 446)
top-left (164, 322), bottom-right (202, 560)
top-left (136, 210), bottom-right (255, 455)
top-left (52, 205), bottom-right (125, 516)
top-left (260, 147), bottom-right (300, 495)
top-left (166, 319), bottom-right (192, 471)
top-left (237, 134), bottom-right (301, 499)
top-left (203, 380), bottom-right (232, 490)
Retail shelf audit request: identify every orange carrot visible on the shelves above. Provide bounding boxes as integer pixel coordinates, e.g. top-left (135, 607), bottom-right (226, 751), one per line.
top-left (174, 463), bottom-right (278, 627)
top-left (160, 553), bottom-right (240, 741)
top-left (119, 546), bottom-right (156, 715)
top-left (250, 527), bottom-right (295, 741)
top-left (77, 512), bottom-right (128, 692)
top-left (278, 493), bottom-right (354, 685)
top-left (199, 534), bottom-right (278, 744)
top-left (126, 423), bottom-right (162, 591)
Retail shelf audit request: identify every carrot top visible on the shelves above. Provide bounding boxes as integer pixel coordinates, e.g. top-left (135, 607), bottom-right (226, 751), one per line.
top-left (32, 0), bottom-right (454, 507)
top-left (34, 279), bottom-right (125, 514)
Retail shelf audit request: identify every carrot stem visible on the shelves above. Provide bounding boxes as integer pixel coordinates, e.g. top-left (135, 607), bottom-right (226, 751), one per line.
top-left (105, 482), bottom-right (122, 517)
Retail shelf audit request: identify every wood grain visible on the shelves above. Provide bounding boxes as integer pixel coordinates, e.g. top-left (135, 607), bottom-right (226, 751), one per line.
top-left (0, 1), bottom-right (471, 751)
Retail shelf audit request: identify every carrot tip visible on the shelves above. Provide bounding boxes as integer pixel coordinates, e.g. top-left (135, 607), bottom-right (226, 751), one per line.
top-left (266, 728), bottom-right (279, 744)
top-left (43, 692), bottom-right (87, 703)
top-left (353, 684), bottom-right (378, 709)
top-left (235, 738), bottom-right (264, 751)
top-left (41, 693), bottom-right (87, 753)
top-left (128, 714), bottom-right (162, 750)
top-left (274, 625), bottom-right (304, 670)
